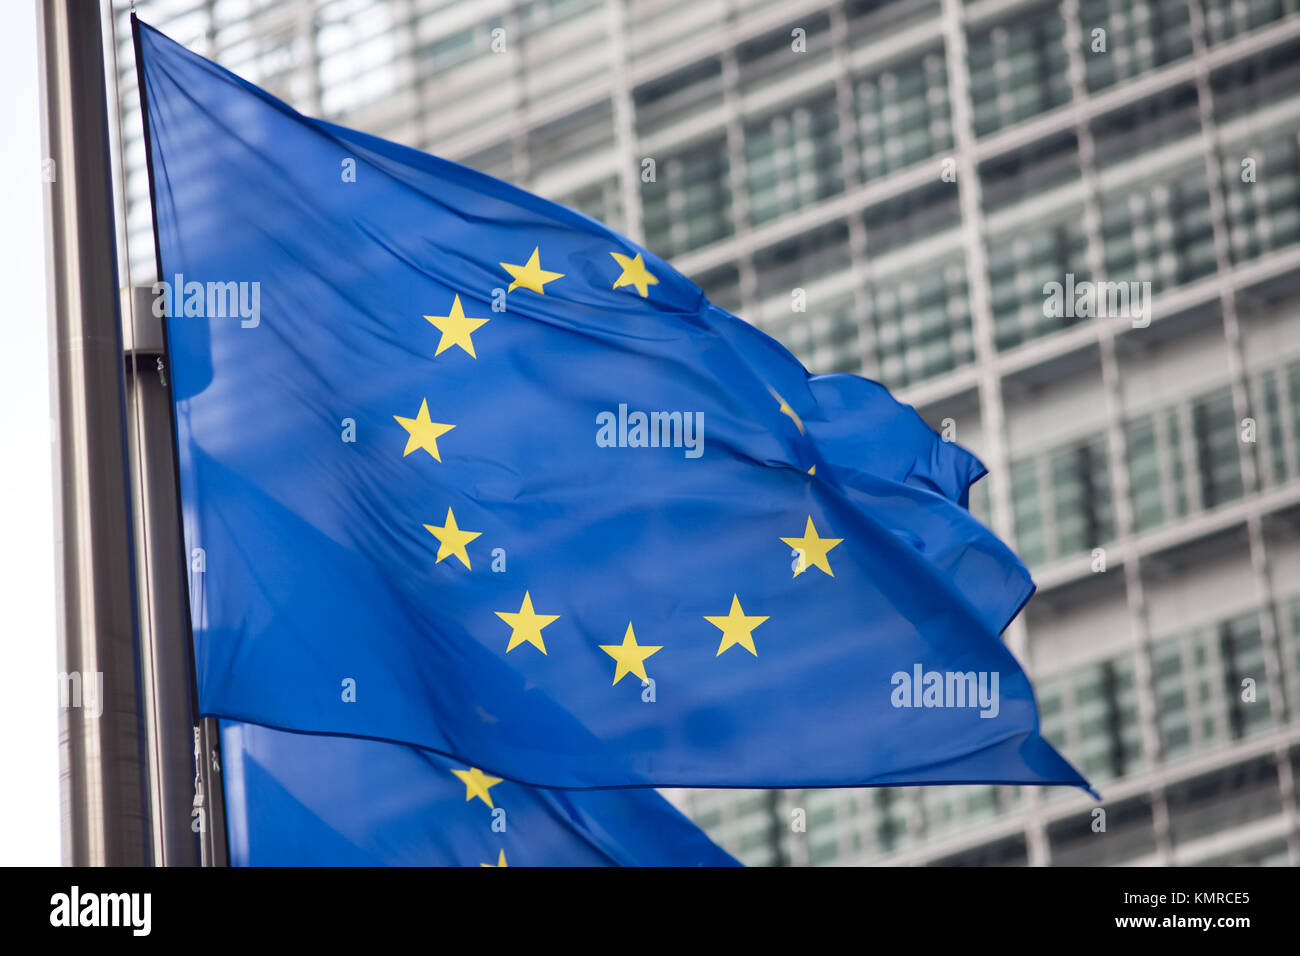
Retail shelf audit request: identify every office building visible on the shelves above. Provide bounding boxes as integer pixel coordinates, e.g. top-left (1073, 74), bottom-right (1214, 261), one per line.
top-left (113, 0), bottom-right (1300, 865)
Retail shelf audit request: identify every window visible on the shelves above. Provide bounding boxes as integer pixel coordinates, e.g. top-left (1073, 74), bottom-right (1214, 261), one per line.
top-left (967, 6), bottom-right (1071, 137)
top-left (1192, 387), bottom-right (1243, 509)
top-left (744, 94), bottom-right (844, 227)
top-left (1224, 134), bottom-right (1300, 266)
top-left (1010, 458), bottom-right (1047, 566)
top-left (527, 103), bottom-right (616, 185)
top-left (1291, 364), bottom-right (1300, 476)
top-left (1150, 607), bottom-right (1280, 767)
top-left (1090, 85), bottom-right (1201, 169)
top-left (863, 182), bottom-right (961, 255)
top-left (1052, 437), bottom-right (1115, 557)
top-left (640, 136), bottom-right (734, 258)
top-left (987, 212), bottom-right (1090, 351)
top-left (1290, 596), bottom-right (1300, 706)
top-left (869, 259), bottom-right (973, 388)
top-left (1126, 416), bottom-right (1165, 531)
top-left (1165, 406), bottom-right (1190, 519)
top-left (762, 296), bottom-right (863, 375)
top-left (1219, 612), bottom-right (1274, 739)
top-left (1078, 0), bottom-right (1193, 93)
top-left (1202, 0), bottom-right (1300, 46)
top-left (980, 132), bottom-right (1080, 212)
top-left (753, 223), bottom-right (852, 300)
top-left (1073, 656), bottom-right (1143, 784)
top-left (853, 51), bottom-right (952, 182)
top-left (421, 24), bottom-right (478, 77)
top-left (1256, 368), bottom-right (1289, 487)
top-left (1038, 678), bottom-right (1069, 755)
top-left (633, 58), bottom-right (724, 137)
top-left (555, 177), bottom-right (623, 234)
top-left (1153, 637), bottom-right (1193, 759)
top-left (1011, 434), bottom-right (1114, 566)
top-left (1209, 35), bottom-right (1300, 121)
top-left (737, 14), bottom-right (832, 97)
top-left (1100, 168), bottom-right (1217, 295)
top-left (1166, 758), bottom-right (1282, 846)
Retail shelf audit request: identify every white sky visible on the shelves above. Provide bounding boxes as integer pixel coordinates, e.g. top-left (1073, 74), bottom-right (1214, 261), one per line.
top-left (0, 1), bottom-right (63, 865)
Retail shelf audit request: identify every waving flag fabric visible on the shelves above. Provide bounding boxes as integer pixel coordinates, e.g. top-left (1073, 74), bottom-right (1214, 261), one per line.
top-left (136, 19), bottom-right (1089, 794)
top-left (220, 719), bottom-right (738, 866)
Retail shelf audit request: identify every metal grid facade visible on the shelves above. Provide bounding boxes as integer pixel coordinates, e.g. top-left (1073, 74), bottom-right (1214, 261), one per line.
top-left (113, 0), bottom-right (1300, 865)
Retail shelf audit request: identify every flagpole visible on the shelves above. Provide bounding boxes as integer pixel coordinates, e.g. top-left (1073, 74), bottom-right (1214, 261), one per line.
top-left (119, 280), bottom-right (203, 865)
top-left (38, 0), bottom-right (150, 866)
top-left (128, 11), bottom-right (228, 866)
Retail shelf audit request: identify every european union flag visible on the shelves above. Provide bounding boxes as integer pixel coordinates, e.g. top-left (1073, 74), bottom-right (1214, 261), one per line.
top-left (136, 20), bottom-right (1089, 794)
top-left (220, 719), bottom-right (738, 866)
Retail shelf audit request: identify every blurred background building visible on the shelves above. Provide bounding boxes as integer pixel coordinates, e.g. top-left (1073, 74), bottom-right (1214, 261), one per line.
top-left (110, 0), bottom-right (1300, 865)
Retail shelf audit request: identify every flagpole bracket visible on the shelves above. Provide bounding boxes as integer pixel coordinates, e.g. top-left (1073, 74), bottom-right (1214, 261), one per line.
top-left (121, 285), bottom-right (164, 357)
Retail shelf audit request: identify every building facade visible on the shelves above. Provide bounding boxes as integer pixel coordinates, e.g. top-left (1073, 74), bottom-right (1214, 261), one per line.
top-left (113, 0), bottom-right (1300, 865)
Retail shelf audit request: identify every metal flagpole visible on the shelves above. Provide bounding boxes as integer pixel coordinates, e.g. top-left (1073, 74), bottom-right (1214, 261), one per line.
top-left (38, 0), bottom-right (150, 866)
top-left (127, 10), bottom-right (228, 866)
top-left (121, 285), bottom-right (205, 866)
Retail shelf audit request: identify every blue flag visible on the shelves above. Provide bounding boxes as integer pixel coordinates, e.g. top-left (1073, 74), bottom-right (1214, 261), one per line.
top-left (136, 20), bottom-right (1089, 793)
top-left (220, 719), bottom-right (738, 866)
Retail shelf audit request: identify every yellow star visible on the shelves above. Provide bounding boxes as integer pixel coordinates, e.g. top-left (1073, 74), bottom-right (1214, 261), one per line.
top-left (610, 251), bottom-right (659, 298)
top-left (424, 294), bottom-right (489, 358)
top-left (423, 507), bottom-right (482, 569)
top-left (771, 387), bottom-right (805, 434)
top-left (495, 591), bottom-right (560, 655)
top-left (394, 399), bottom-right (455, 461)
top-left (480, 849), bottom-right (508, 867)
top-left (500, 246), bottom-right (564, 294)
top-left (703, 594), bottom-right (769, 657)
top-left (807, 465), bottom-right (816, 475)
top-left (451, 767), bottom-right (502, 808)
top-left (781, 516), bottom-right (843, 578)
top-left (599, 624), bottom-right (663, 686)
